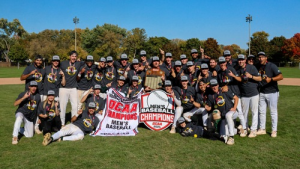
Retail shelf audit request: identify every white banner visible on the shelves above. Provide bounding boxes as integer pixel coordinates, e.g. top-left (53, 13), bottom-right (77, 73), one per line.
top-left (93, 88), bottom-right (141, 136)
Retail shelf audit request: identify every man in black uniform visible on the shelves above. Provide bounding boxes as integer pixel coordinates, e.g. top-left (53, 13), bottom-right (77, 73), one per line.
top-left (103, 56), bottom-right (117, 88)
top-left (223, 50), bottom-right (238, 69)
top-left (170, 60), bottom-right (186, 87)
top-left (12, 81), bottom-right (41, 144)
top-left (180, 54), bottom-right (188, 72)
top-left (114, 53), bottom-right (130, 79)
top-left (126, 59), bottom-right (145, 88)
top-left (93, 57), bottom-right (106, 87)
top-left (43, 102), bottom-right (100, 145)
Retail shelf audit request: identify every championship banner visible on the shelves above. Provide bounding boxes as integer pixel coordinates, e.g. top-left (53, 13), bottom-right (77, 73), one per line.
top-left (93, 88), bottom-right (141, 136)
top-left (140, 90), bottom-right (175, 131)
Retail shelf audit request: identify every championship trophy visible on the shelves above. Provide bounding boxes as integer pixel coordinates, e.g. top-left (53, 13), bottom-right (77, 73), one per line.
top-left (144, 69), bottom-right (165, 89)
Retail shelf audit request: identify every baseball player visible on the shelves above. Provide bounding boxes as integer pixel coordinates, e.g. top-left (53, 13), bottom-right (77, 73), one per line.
top-left (77, 55), bottom-right (97, 110)
top-left (38, 90), bottom-right (61, 144)
top-left (256, 51), bottom-right (283, 137)
top-left (186, 61), bottom-right (199, 87)
top-left (160, 52), bottom-right (174, 76)
top-left (163, 80), bottom-right (183, 134)
top-left (126, 59), bottom-right (146, 88)
top-left (43, 102), bottom-right (100, 145)
top-left (102, 56), bottom-right (117, 88)
top-left (139, 50), bottom-right (152, 67)
top-left (20, 55), bottom-right (44, 97)
top-left (235, 54), bottom-right (262, 137)
top-left (92, 57), bottom-right (106, 87)
top-left (126, 76), bottom-right (143, 98)
top-left (59, 51), bottom-right (84, 126)
top-left (180, 54), bottom-right (188, 72)
top-left (114, 53), bottom-right (131, 79)
top-left (223, 50), bottom-right (238, 69)
top-left (12, 81), bottom-right (41, 144)
top-left (169, 60), bottom-right (186, 87)
top-left (209, 58), bottom-right (220, 77)
top-left (247, 55), bottom-right (255, 65)
top-left (177, 117), bottom-right (219, 140)
top-left (206, 79), bottom-right (239, 145)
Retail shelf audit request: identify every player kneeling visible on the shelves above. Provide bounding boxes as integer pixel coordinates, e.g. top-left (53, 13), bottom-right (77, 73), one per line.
top-left (43, 102), bottom-right (100, 146)
top-left (177, 117), bottom-right (219, 140)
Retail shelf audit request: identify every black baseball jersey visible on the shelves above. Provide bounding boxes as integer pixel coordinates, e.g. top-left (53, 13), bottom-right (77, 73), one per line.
top-left (207, 90), bottom-right (234, 117)
top-left (209, 65), bottom-right (220, 74)
top-left (37, 101), bottom-right (60, 121)
top-left (77, 64), bottom-right (97, 90)
top-left (256, 62), bottom-right (282, 94)
top-left (227, 59), bottom-right (238, 69)
top-left (43, 65), bottom-right (62, 96)
top-left (127, 70), bottom-right (146, 88)
top-left (217, 67), bottom-right (241, 97)
top-left (111, 82), bottom-right (129, 94)
top-left (85, 94), bottom-right (106, 114)
top-left (60, 60), bottom-right (84, 88)
top-left (15, 92), bottom-right (41, 122)
top-left (103, 66), bottom-right (118, 86)
top-left (179, 122), bottom-right (204, 138)
top-left (22, 64), bottom-right (44, 94)
top-left (114, 61), bottom-right (130, 78)
top-left (92, 67), bottom-right (105, 86)
top-left (73, 111), bottom-right (100, 134)
top-left (195, 91), bottom-right (208, 107)
top-left (173, 86), bottom-right (196, 111)
top-left (237, 64), bottom-right (260, 97)
top-left (126, 85), bottom-right (143, 98)
top-left (160, 61), bottom-right (175, 75)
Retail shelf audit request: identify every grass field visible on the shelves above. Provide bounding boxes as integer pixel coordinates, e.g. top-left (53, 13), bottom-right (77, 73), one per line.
top-left (0, 85), bottom-right (299, 168)
top-left (0, 66), bottom-right (299, 78)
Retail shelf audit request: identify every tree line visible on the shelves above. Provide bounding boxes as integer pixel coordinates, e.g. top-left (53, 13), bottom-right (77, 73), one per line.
top-left (0, 18), bottom-right (299, 65)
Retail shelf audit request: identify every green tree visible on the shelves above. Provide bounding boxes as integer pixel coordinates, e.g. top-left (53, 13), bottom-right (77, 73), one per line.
top-left (0, 18), bottom-right (27, 62)
top-left (9, 42), bottom-right (29, 61)
top-left (249, 31), bottom-right (270, 56)
top-left (123, 28), bottom-right (147, 60)
top-left (269, 36), bottom-right (286, 62)
top-left (203, 38), bottom-right (220, 59)
top-left (144, 37), bottom-right (170, 56)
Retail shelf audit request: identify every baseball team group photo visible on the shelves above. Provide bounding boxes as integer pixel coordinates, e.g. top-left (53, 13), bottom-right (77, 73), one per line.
top-left (1, 1), bottom-right (300, 168)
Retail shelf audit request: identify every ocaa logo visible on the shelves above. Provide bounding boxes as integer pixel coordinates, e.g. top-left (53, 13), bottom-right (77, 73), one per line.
top-left (140, 90), bottom-right (175, 131)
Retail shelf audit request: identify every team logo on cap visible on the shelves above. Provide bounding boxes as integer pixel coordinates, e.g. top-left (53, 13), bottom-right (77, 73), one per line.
top-left (140, 90), bottom-right (175, 131)
top-left (86, 70), bottom-right (94, 80)
top-left (34, 72), bottom-right (43, 82)
top-left (47, 73), bottom-right (57, 83)
top-left (66, 66), bottom-right (77, 76)
top-left (105, 72), bottom-right (115, 80)
top-left (83, 118), bottom-right (93, 128)
top-left (95, 72), bottom-right (103, 81)
top-left (27, 100), bottom-right (37, 110)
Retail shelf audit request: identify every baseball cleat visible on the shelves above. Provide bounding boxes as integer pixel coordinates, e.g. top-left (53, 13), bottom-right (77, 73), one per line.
top-left (248, 130), bottom-right (257, 138)
top-left (256, 129), bottom-right (266, 135)
top-left (42, 133), bottom-right (52, 146)
top-left (12, 137), bottom-right (18, 145)
top-left (227, 137), bottom-right (234, 145)
top-left (35, 126), bottom-right (42, 134)
top-left (240, 129), bottom-right (247, 137)
top-left (169, 127), bottom-right (176, 134)
top-left (271, 131), bottom-right (277, 138)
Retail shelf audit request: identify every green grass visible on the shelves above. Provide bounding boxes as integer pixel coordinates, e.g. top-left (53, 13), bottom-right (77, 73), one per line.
top-left (0, 85), bottom-right (300, 168)
top-left (0, 66), bottom-right (25, 78)
top-left (279, 67), bottom-right (300, 78)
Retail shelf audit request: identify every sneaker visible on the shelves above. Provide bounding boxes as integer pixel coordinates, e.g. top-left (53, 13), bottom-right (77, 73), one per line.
top-left (35, 126), bottom-right (42, 134)
top-left (237, 125), bottom-right (243, 130)
top-left (257, 129), bottom-right (266, 135)
top-left (221, 136), bottom-right (228, 143)
top-left (169, 126), bottom-right (176, 134)
top-left (271, 131), bottom-right (277, 138)
top-left (240, 129), bottom-right (248, 137)
top-left (248, 130), bottom-right (257, 138)
top-left (12, 137), bottom-right (18, 145)
top-left (227, 137), bottom-right (235, 145)
top-left (42, 133), bottom-right (52, 146)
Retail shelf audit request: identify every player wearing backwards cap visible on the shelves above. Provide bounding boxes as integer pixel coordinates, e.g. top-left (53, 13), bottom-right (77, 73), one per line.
top-left (206, 79), bottom-right (239, 145)
top-left (126, 76), bottom-right (143, 98)
top-left (256, 52), bottom-right (283, 137)
top-left (38, 90), bottom-right (61, 145)
top-left (43, 102), bottom-right (100, 145)
top-left (126, 59), bottom-right (145, 88)
top-left (59, 51), bottom-right (84, 126)
top-left (177, 117), bottom-right (220, 140)
top-left (77, 55), bottom-right (97, 110)
top-left (12, 81), bottom-right (41, 144)
top-left (81, 84), bottom-right (106, 121)
top-left (21, 55), bottom-right (45, 97)
top-left (93, 57), bottom-right (106, 87)
top-left (103, 56), bottom-right (117, 88)
top-left (233, 54), bottom-right (261, 137)
top-left (163, 80), bottom-right (183, 134)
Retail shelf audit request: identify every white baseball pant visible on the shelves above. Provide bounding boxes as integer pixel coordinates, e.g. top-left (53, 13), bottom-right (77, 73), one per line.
top-left (259, 92), bottom-right (279, 131)
top-left (232, 98), bottom-right (246, 130)
top-left (51, 123), bottom-right (84, 141)
top-left (12, 112), bottom-right (34, 137)
top-left (220, 111), bottom-right (238, 137)
top-left (241, 95), bottom-right (259, 131)
top-left (77, 89), bottom-right (90, 110)
top-left (183, 107), bottom-right (206, 124)
top-left (172, 106), bottom-right (183, 127)
top-left (59, 88), bottom-right (78, 125)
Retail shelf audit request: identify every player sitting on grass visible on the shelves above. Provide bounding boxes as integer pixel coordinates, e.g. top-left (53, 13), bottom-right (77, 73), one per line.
top-left (43, 102), bottom-right (100, 146)
top-left (177, 117), bottom-right (219, 140)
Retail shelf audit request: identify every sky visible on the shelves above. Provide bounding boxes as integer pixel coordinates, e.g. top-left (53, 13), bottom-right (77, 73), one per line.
top-left (1, 0), bottom-right (299, 49)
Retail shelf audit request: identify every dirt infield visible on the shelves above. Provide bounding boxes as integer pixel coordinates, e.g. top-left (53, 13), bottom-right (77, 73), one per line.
top-left (0, 77), bottom-right (299, 86)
